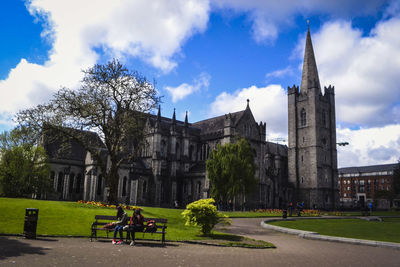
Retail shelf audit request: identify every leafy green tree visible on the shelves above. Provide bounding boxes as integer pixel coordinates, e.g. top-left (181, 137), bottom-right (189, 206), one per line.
top-left (181, 198), bottom-right (229, 236)
top-left (16, 59), bottom-right (160, 203)
top-left (0, 128), bottom-right (51, 197)
top-left (206, 138), bottom-right (257, 209)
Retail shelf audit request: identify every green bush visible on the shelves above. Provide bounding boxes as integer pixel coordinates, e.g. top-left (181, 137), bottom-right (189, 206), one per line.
top-left (181, 198), bottom-right (230, 236)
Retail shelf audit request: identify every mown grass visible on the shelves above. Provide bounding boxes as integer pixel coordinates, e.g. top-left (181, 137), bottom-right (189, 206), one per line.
top-left (0, 197), bottom-right (206, 241)
top-left (0, 198), bottom-right (276, 248)
top-left (269, 218), bottom-right (400, 243)
top-left (223, 210), bottom-right (400, 218)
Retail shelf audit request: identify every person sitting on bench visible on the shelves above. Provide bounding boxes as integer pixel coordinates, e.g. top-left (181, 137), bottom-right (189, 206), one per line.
top-left (129, 209), bottom-right (144, 246)
top-left (112, 205), bottom-right (128, 245)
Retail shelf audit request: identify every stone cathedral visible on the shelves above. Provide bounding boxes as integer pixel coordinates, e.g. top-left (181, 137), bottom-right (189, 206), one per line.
top-left (44, 27), bottom-right (339, 210)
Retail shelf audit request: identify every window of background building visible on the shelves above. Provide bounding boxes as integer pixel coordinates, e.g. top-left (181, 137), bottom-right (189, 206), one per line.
top-left (300, 109), bottom-right (306, 126)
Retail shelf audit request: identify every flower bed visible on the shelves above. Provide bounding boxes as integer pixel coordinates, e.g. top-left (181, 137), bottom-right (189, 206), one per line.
top-left (253, 208), bottom-right (321, 217)
top-left (77, 200), bottom-right (141, 211)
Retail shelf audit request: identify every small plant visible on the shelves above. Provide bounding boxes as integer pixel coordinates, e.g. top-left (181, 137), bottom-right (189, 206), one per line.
top-left (182, 198), bottom-right (230, 236)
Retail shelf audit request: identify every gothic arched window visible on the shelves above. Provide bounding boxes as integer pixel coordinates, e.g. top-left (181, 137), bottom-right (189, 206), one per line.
top-left (69, 173), bottom-right (75, 193)
top-left (189, 145), bottom-right (194, 161)
top-left (142, 180), bottom-right (147, 195)
top-left (76, 174), bottom-right (82, 193)
top-left (300, 108), bottom-right (307, 127)
top-left (322, 110), bottom-right (327, 127)
top-left (160, 140), bottom-right (166, 157)
top-left (122, 176), bottom-right (127, 196)
top-left (50, 171), bottom-right (55, 189)
top-left (176, 142), bottom-right (180, 160)
top-left (57, 172), bottom-right (64, 192)
top-left (97, 175), bottom-right (103, 195)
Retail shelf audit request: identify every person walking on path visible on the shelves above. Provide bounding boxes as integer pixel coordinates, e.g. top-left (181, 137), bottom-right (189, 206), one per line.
top-left (288, 202), bottom-right (293, 217)
top-left (112, 205), bottom-right (128, 245)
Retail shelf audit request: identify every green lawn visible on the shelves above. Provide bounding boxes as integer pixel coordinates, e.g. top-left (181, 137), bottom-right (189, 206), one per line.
top-left (0, 197), bottom-right (276, 248)
top-left (269, 218), bottom-right (400, 243)
top-left (0, 197), bottom-right (207, 241)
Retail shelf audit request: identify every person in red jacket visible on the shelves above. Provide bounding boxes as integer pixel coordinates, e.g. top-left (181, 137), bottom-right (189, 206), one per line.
top-left (129, 209), bottom-right (144, 246)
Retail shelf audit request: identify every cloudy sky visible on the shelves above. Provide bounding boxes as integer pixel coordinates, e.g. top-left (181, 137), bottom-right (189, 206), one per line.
top-left (1, 0), bottom-right (400, 167)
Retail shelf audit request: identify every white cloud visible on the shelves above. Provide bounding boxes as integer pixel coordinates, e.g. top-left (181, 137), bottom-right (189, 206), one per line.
top-left (265, 66), bottom-right (294, 80)
top-left (212, 0), bottom-right (389, 42)
top-left (164, 72), bottom-right (210, 103)
top-left (311, 18), bottom-right (400, 128)
top-left (0, 0), bottom-right (210, 117)
top-left (337, 125), bottom-right (400, 167)
top-left (209, 84), bottom-right (288, 138)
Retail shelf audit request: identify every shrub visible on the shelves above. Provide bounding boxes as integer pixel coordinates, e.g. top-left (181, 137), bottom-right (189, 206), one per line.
top-left (181, 198), bottom-right (230, 236)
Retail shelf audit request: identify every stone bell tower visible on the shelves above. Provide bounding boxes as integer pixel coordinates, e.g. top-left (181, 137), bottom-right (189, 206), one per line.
top-left (287, 25), bottom-right (339, 210)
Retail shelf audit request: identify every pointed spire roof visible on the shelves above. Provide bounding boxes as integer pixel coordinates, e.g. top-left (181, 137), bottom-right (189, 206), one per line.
top-left (172, 108), bottom-right (176, 124)
top-left (246, 99), bottom-right (250, 109)
top-left (157, 105), bottom-right (161, 122)
top-left (300, 23), bottom-right (321, 93)
top-left (184, 111), bottom-right (188, 126)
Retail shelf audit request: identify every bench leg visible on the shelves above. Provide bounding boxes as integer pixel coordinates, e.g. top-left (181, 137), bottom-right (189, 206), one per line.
top-left (90, 229), bottom-right (96, 242)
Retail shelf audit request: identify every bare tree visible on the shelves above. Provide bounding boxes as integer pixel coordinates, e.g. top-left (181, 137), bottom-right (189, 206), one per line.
top-left (17, 59), bottom-right (160, 203)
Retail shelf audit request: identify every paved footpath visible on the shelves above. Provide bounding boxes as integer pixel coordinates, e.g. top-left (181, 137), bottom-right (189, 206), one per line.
top-left (1, 218), bottom-right (400, 267)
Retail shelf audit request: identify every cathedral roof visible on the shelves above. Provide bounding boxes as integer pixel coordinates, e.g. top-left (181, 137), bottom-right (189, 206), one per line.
top-left (43, 127), bottom-right (105, 162)
top-left (300, 25), bottom-right (321, 93)
top-left (338, 163), bottom-right (398, 175)
top-left (192, 110), bottom-right (246, 134)
top-left (265, 141), bottom-right (288, 156)
top-left (148, 114), bottom-right (201, 135)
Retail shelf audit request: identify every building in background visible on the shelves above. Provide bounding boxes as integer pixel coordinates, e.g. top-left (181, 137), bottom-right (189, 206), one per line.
top-left (43, 27), bottom-right (339, 210)
top-left (338, 163), bottom-right (398, 209)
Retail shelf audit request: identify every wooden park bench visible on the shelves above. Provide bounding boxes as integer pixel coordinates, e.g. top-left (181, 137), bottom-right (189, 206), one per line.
top-left (90, 215), bottom-right (167, 244)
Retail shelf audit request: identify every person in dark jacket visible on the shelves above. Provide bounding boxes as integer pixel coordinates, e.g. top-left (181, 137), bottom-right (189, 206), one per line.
top-left (129, 209), bottom-right (144, 246)
top-left (112, 205), bottom-right (128, 244)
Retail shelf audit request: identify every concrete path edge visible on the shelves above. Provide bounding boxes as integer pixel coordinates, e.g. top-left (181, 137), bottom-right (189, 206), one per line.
top-left (260, 218), bottom-right (400, 250)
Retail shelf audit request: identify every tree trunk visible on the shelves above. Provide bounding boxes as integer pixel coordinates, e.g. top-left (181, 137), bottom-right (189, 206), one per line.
top-left (106, 167), bottom-right (119, 204)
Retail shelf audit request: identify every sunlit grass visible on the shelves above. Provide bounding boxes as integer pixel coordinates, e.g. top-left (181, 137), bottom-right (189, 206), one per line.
top-left (269, 218), bottom-right (400, 243)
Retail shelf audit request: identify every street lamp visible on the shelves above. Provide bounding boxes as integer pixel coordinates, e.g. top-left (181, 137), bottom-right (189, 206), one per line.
top-left (337, 142), bottom-right (349, 146)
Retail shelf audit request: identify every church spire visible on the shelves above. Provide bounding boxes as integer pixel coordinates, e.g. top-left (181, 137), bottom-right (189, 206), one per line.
top-left (300, 23), bottom-right (321, 94)
top-left (172, 108), bottom-right (176, 124)
top-left (184, 111), bottom-right (188, 126)
top-left (157, 105), bottom-right (161, 121)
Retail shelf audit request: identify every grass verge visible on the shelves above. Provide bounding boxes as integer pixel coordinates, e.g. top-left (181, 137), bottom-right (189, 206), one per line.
top-left (269, 218), bottom-right (400, 243)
